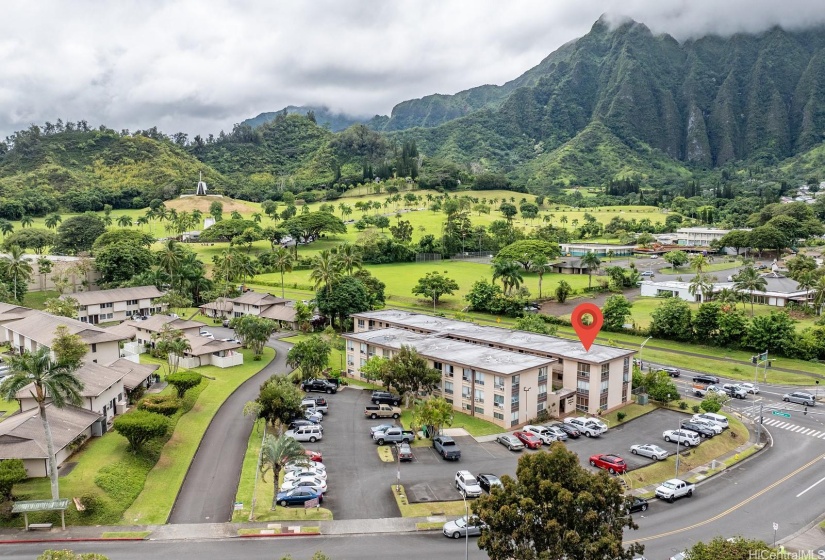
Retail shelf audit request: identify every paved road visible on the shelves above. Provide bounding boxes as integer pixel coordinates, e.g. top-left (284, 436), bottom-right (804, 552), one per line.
top-left (167, 335), bottom-right (293, 524)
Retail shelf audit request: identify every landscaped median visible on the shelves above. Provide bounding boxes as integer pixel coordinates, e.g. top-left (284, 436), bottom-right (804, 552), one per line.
top-left (392, 485), bottom-right (466, 518)
top-left (231, 422), bottom-right (333, 523)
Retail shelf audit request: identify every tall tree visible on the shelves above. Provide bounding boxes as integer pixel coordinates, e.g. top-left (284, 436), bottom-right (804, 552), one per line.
top-left (412, 271), bottom-right (459, 309)
top-left (381, 346), bottom-right (441, 407)
top-left (0, 347), bottom-right (84, 499)
top-left (530, 255), bottom-right (551, 299)
top-left (733, 266), bottom-right (768, 316)
top-left (581, 251), bottom-right (601, 288)
top-left (0, 245), bottom-right (33, 303)
top-left (334, 244), bottom-right (363, 276)
top-left (271, 246), bottom-right (293, 298)
top-left (491, 259), bottom-right (523, 295)
top-left (286, 336), bottom-right (331, 381)
top-left (230, 315), bottom-right (278, 358)
top-left (260, 434), bottom-right (308, 509)
top-left (472, 444), bottom-right (643, 560)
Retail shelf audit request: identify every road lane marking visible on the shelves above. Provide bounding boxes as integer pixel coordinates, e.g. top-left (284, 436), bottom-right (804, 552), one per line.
top-left (625, 453), bottom-right (825, 544)
top-left (796, 474), bottom-right (825, 498)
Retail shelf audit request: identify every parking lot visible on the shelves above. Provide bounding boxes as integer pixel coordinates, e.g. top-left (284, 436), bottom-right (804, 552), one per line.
top-left (316, 387), bottom-right (696, 516)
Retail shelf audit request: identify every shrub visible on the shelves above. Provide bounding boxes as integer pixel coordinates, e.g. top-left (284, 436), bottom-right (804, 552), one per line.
top-left (617, 412), bottom-right (626, 422)
top-left (166, 371), bottom-right (203, 398)
top-left (0, 459), bottom-right (27, 499)
top-left (113, 410), bottom-right (171, 452)
top-left (78, 493), bottom-right (102, 516)
top-left (692, 405), bottom-right (701, 413)
top-left (679, 401), bottom-right (688, 410)
top-left (137, 395), bottom-right (181, 416)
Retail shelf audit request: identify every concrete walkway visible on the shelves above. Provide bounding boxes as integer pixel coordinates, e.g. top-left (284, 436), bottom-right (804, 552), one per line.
top-left (167, 337), bottom-right (294, 525)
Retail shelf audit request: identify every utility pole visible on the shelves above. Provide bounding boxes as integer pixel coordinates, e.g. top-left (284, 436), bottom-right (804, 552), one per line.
top-left (756, 402), bottom-right (763, 444)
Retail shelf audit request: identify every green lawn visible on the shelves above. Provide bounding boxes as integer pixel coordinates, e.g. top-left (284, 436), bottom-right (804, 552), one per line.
top-left (22, 290), bottom-right (59, 310)
top-left (399, 409), bottom-right (503, 438)
top-left (231, 421), bottom-right (333, 522)
top-left (658, 259), bottom-right (743, 275)
top-left (393, 485), bottom-right (466, 517)
top-left (0, 399), bottom-right (18, 420)
top-left (123, 347), bottom-right (275, 524)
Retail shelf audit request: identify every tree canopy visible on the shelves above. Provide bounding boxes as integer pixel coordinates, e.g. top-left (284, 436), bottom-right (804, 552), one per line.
top-left (495, 240), bottom-right (560, 270)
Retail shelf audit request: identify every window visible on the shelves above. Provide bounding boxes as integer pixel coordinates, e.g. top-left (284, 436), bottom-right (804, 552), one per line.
top-left (474, 371), bottom-right (485, 385)
top-left (474, 389), bottom-right (484, 403)
top-left (463, 368), bottom-right (472, 382)
top-left (538, 367), bottom-right (547, 383)
top-left (538, 383), bottom-right (547, 400)
top-left (512, 375), bottom-right (520, 387)
top-left (577, 362), bottom-right (590, 379)
top-left (494, 412), bottom-right (504, 421)
top-left (368, 320), bottom-right (374, 329)
top-left (347, 340), bottom-right (354, 351)
top-left (126, 299), bottom-right (138, 306)
top-left (357, 319), bottom-right (365, 328)
top-left (360, 343), bottom-right (367, 354)
top-left (126, 310), bottom-right (133, 317)
top-left (444, 381), bottom-right (454, 395)
top-left (474, 405), bottom-right (484, 415)
top-left (623, 357), bottom-right (630, 378)
top-left (360, 358), bottom-right (366, 368)
top-left (382, 349), bottom-right (390, 358)
top-left (510, 411), bottom-right (519, 427)
top-left (102, 302), bottom-right (113, 309)
top-left (433, 361), bottom-right (443, 372)
top-left (601, 363), bottom-right (610, 380)
top-left (576, 394), bottom-right (589, 411)
top-left (463, 402), bottom-right (472, 412)
top-left (577, 379), bottom-right (589, 394)
top-left (494, 394), bottom-right (504, 409)
top-left (537, 402), bottom-right (545, 412)
top-left (600, 393), bottom-right (608, 409)
top-left (494, 376), bottom-right (505, 391)
top-left (462, 386), bottom-right (471, 399)
top-left (91, 344), bottom-right (97, 353)
top-left (347, 355), bottom-right (354, 366)
top-left (445, 398), bottom-right (453, 404)
top-left (445, 364), bottom-right (454, 377)
top-left (601, 379), bottom-right (609, 393)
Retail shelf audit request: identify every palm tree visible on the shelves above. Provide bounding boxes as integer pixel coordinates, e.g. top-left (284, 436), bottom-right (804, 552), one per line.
top-left (230, 210), bottom-right (243, 220)
top-left (260, 434), bottom-right (309, 509)
top-left (335, 244), bottom-right (362, 276)
top-left (44, 213), bottom-right (62, 230)
top-left (530, 255), bottom-right (551, 299)
top-left (157, 240), bottom-right (184, 291)
top-left (716, 287), bottom-right (740, 305)
top-left (0, 245), bottom-right (33, 303)
top-left (733, 266), bottom-right (768, 316)
top-left (20, 215), bottom-right (34, 228)
top-left (581, 251), bottom-right (601, 289)
top-left (690, 254), bottom-right (709, 274)
top-left (688, 274), bottom-right (713, 303)
top-left (136, 216), bottom-right (149, 230)
top-left (811, 275), bottom-right (825, 316)
top-left (116, 215), bottom-right (133, 228)
top-left (167, 337), bottom-right (193, 376)
top-left (0, 347), bottom-right (83, 499)
top-left (310, 250), bottom-right (343, 294)
top-left (37, 256), bottom-right (52, 292)
top-left (191, 209), bottom-right (204, 226)
top-left (252, 212), bottom-right (262, 223)
top-left (0, 219), bottom-right (13, 238)
top-left (272, 247), bottom-right (294, 299)
top-left (492, 259), bottom-right (523, 295)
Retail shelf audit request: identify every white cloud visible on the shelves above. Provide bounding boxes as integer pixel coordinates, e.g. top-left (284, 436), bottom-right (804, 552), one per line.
top-left (1, 0), bottom-right (824, 139)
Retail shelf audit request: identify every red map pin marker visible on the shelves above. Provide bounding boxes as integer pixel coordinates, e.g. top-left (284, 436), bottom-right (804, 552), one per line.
top-left (571, 302), bottom-right (603, 351)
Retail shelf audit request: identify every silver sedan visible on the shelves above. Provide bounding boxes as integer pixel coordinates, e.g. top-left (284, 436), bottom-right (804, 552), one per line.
top-left (495, 434), bottom-right (525, 451)
top-left (630, 443), bottom-right (669, 461)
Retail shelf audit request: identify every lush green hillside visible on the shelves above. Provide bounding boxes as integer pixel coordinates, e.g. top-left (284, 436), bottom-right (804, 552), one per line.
top-left (242, 105), bottom-right (367, 132)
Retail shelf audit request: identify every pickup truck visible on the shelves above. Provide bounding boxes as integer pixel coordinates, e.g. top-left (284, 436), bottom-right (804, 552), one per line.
top-left (301, 398), bottom-right (328, 415)
top-left (693, 384), bottom-right (726, 398)
top-left (364, 404), bottom-right (401, 419)
top-left (433, 435), bottom-right (461, 460)
top-left (655, 478), bottom-right (695, 503)
top-left (373, 427), bottom-right (414, 445)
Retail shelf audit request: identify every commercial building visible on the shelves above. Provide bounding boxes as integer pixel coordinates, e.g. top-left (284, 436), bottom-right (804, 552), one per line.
top-left (344, 310), bottom-right (635, 428)
top-left (674, 227), bottom-right (750, 247)
top-left (640, 272), bottom-right (811, 307)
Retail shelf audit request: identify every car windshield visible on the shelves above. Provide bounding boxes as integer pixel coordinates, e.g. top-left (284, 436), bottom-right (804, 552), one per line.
top-left (465, 477), bottom-right (478, 485)
top-left (454, 517), bottom-right (468, 528)
top-left (662, 481), bottom-right (676, 489)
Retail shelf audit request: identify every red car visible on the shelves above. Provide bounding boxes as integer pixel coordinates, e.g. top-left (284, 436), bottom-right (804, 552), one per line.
top-left (513, 431), bottom-right (542, 449)
top-left (589, 454), bottom-right (627, 474)
top-left (305, 449), bottom-right (323, 462)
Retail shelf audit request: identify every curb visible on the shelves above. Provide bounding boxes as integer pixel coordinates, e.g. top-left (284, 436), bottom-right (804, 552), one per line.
top-left (238, 532), bottom-right (321, 538)
top-left (0, 537), bottom-right (147, 544)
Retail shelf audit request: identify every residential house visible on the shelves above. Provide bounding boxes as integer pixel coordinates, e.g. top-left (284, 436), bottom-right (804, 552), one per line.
top-left (64, 285), bottom-right (166, 324)
top-left (640, 272), bottom-right (811, 307)
top-left (200, 290), bottom-right (302, 330)
top-left (0, 303), bottom-right (38, 343)
top-left (346, 310), bottom-right (635, 426)
top-left (229, 292), bottom-right (288, 318)
top-left (3, 312), bottom-right (127, 364)
top-left (174, 337), bottom-right (243, 369)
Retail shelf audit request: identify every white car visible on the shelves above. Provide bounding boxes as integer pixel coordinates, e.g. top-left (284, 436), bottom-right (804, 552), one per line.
top-left (564, 417), bottom-right (607, 437)
top-left (285, 461), bottom-right (326, 475)
top-left (284, 468), bottom-right (327, 482)
top-left (630, 443), bottom-right (668, 461)
top-left (739, 383), bottom-right (760, 394)
top-left (199, 330), bottom-right (214, 339)
top-left (285, 426), bottom-right (323, 443)
top-left (687, 417), bottom-right (723, 434)
top-left (279, 476), bottom-right (327, 494)
top-left (663, 429), bottom-right (700, 447)
top-left (523, 425), bottom-right (557, 445)
top-left (454, 470), bottom-right (483, 498)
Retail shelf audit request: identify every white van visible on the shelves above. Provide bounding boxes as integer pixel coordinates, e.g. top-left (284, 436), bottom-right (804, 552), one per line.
top-left (695, 412), bottom-right (728, 429)
top-left (285, 426), bottom-right (323, 443)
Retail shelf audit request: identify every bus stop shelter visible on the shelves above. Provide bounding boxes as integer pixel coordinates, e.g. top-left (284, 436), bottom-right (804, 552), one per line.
top-left (12, 499), bottom-right (69, 530)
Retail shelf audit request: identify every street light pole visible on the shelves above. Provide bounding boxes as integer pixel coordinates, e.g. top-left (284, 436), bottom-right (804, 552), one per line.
top-left (460, 490), bottom-right (469, 560)
top-left (639, 336), bottom-right (652, 370)
top-left (670, 394), bottom-right (680, 477)
top-left (522, 386), bottom-right (531, 426)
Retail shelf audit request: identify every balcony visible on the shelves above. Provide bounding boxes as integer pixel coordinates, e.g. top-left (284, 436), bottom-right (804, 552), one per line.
top-left (576, 389), bottom-right (589, 396)
top-left (577, 372), bottom-right (589, 380)
top-left (538, 375), bottom-right (548, 383)
top-left (474, 379), bottom-right (485, 386)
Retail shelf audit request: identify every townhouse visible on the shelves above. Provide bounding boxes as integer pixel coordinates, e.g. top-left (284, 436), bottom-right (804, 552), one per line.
top-left (345, 310), bottom-right (635, 428)
top-left (64, 285), bottom-right (166, 324)
top-left (200, 290), bottom-right (302, 330)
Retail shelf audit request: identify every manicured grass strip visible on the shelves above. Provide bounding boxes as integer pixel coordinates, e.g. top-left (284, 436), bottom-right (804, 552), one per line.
top-left (601, 403), bottom-right (656, 426)
top-left (22, 290), bottom-right (60, 310)
top-left (122, 347), bottom-right (275, 525)
top-left (0, 398), bottom-right (19, 420)
top-left (237, 527), bottom-right (320, 535)
top-left (392, 485), bottom-right (467, 518)
top-left (416, 522), bottom-right (444, 530)
top-left (400, 410), bottom-right (504, 438)
top-left (231, 422), bottom-right (333, 523)
top-left (377, 446), bottom-right (394, 462)
top-left (101, 531), bottom-right (151, 539)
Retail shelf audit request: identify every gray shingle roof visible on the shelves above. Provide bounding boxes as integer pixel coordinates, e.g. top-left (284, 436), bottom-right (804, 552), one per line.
top-left (4, 312), bottom-right (127, 347)
top-left (230, 292), bottom-right (287, 306)
top-left (62, 286), bottom-right (164, 307)
top-left (0, 404), bottom-right (100, 460)
top-left (15, 361), bottom-right (129, 400)
top-left (107, 359), bottom-right (160, 390)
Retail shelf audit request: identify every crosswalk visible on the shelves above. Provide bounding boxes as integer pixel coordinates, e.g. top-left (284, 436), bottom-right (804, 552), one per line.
top-left (759, 418), bottom-right (825, 439)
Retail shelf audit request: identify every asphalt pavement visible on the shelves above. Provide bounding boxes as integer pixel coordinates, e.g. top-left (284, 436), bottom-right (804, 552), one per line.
top-left (167, 333), bottom-right (293, 524)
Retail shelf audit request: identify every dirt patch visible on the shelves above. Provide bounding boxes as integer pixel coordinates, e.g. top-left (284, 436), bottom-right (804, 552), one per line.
top-left (164, 196), bottom-right (258, 215)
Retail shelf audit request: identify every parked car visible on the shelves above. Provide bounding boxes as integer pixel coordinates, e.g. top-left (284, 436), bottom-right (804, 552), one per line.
top-left (371, 390), bottom-right (401, 406)
top-left (630, 443), bottom-right (668, 461)
top-left (693, 412), bottom-right (729, 429)
top-left (541, 424), bottom-right (568, 441)
top-left (284, 468), bottom-right (327, 483)
top-left (629, 496), bottom-right (649, 513)
top-left (285, 425), bottom-right (323, 443)
top-left (663, 429), bottom-right (700, 447)
top-left (301, 398), bottom-right (328, 414)
top-left (279, 476), bottom-right (327, 494)
top-left (722, 383), bottom-right (747, 399)
top-left (369, 423), bottom-right (395, 437)
top-left (495, 434), bottom-right (525, 451)
top-left (397, 442), bottom-right (414, 462)
top-left (288, 419), bottom-right (323, 432)
top-left (739, 382), bottom-right (760, 394)
top-left (640, 271), bottom-right (655, 277)
top-left (442, 515), bottom-right (486, 539)
top-left (660, 367), bottom-right (680, 377)
top-left (364, 404), bottom-right (401, 419)
top-left (433, 435), bottom-right (462, 460)
top-left (477, 473), bottom-right (502, 493)
top-left (692, 374), bottom-right (720, 385)
top-left (656, 478), bottom-right (695, 503)
top-left (687, 417), bottom-right (722, 434)
top-left (783, 391), bottom-right (816, 406)
top-left (275, 487), bottom-right (323, 507)
top-left (679, 421), bottom-right (716, 439)
top-left (588, 453), bottom-right (627, 474)
top-left (285, 461), bottom-right (325, 475)
top-left (301, 379), bottom-right (337, 394)
top-left (523, 425), bottom-right (557, 445)
top-left (199, 330), bottom-right (214, 339)
top-left (455, 470), bottom-right (483, 498)
top-left (304, 449), bottom-right (323, 462)
top-left (565, 417), bottom-right (607, 437)
top-left (304, 409), bottom-right (323, 423)
top-left (548, 421), bottom-right (580, 439)
top-left (513, 431), bottom-right (542, 449)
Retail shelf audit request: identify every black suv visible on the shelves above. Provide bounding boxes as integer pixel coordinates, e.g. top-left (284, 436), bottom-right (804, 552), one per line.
top-left (288, 419), bottom-right (324, 432)
top-left (302, 379), bottom-right (337, 394)
top-left (371, 391), bottom-right (401, 406)
top-left (680, 420), bottom-right (715, 438)
top-left (660, 367), bottom-right (680, 377)
top-left (692, 375), bottom-right (720, 385)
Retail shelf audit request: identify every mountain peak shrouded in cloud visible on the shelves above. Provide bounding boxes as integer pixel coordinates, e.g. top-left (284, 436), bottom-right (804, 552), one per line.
top-left (3, 0), bottom-right (825, 139)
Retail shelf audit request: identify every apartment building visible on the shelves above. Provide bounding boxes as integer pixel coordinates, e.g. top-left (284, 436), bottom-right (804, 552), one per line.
top-left (675, 227), bottom-right (750, 247)
top-left (64, 285), bottom-right (166, 324)
top-left (200, 291), bottom-right (302, 330)
top-left (346, 310), bottom-right (635, 426)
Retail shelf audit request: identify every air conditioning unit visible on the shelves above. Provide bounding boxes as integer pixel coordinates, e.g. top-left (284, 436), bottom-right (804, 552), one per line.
top-left (494, 403), bottom-right (504, 409)
top-left (474, 399), bottom-right (484, 403)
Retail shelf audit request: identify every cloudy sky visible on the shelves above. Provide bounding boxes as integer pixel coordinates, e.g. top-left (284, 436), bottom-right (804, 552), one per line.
top-left (2, 0), bottom-right (825, 139)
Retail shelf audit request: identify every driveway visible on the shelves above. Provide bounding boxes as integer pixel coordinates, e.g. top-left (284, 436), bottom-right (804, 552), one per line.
top-left (167, 336), bottom-right (293, 524)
